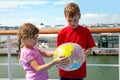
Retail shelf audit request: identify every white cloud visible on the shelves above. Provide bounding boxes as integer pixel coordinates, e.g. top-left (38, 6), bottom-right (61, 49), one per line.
top-left (112, 14), bottom-right (119, 20)
top-left (23, 18), bottom-right (38, 23)
top-left (55, 17), bottom-right (65, 20)
top-left (80, 13), bottom-right (120, 24)
top-left (0, 1), bottom-right (49, 9)
top-left (111, 14), bottom-right (120, 23)
top-left (0, 17), bottom-right (39, 26)
top-left (0, 19), bottom-right (18, 26)
top-left (82, 13), bottom-right (108, 18)
top-left (54, 0), bottom-right (68, 5)
top-left (0, 9), bottom-right (14, 12)
top-left (53, 0), bottom-right (79, 5)
top-left (19, 6), bottom-right (30, 9)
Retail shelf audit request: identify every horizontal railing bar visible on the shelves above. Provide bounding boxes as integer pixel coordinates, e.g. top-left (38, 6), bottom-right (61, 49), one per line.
top-left (92, 48), bottom-right (119, 50)
top-left (0, 48), bottom-right (119, 55)
top-left (0, 27), bottom-right (120, 35)
top-left (0, 78), bottom-right (25, 80)
top-left (0, 78), bottom-right (57, 80)
top-left (90, 27), bottom-right (120, 33)
top-left (0, 63), bottom-right (118, 67)
top-left (0, 48), bottom-right (119, 50)
top-left (87, 64), bottom-right (118, 67)
top-left (0, 47), bottom-right (119, 50)
top-left (0, 63), bottom-right (20, 65)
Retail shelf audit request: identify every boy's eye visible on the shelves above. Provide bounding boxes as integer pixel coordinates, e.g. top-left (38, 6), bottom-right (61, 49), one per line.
top-left (74, 20), bottom-right (77, 22)
top-left (68, 19), bottom-right (77, 22)
top-left (68, 20), bottom-right (71, 22)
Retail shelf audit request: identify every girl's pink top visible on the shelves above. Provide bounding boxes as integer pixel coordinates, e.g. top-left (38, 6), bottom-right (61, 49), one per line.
top-left (20, 47), bottom-right (48, 80)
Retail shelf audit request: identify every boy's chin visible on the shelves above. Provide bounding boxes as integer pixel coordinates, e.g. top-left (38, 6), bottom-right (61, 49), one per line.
top-left (72, 26), bottom-right (77, 28)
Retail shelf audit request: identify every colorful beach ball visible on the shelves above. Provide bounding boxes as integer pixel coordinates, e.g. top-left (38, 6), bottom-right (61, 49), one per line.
top-left (53, 43), bottom-right (84, 71)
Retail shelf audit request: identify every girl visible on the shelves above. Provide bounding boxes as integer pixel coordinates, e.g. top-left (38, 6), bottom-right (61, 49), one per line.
top-left (17, 23), bottom-right (66, 80)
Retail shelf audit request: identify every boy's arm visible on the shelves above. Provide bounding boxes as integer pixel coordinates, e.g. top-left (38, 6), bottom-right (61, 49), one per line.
top-left (84, 48), bottom-right (92, 56)
top-left (83, 48), bottom-right (92, 60)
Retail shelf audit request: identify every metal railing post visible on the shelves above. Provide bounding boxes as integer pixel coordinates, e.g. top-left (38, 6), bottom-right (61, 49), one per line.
top-left (7, 35), bottom-right (12, 80)
top-left (118, 34), bottom-right (120, 80)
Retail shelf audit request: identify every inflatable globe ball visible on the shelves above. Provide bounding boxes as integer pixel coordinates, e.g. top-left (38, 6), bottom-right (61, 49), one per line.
top-left (53, 43), bottom-right (84, 71)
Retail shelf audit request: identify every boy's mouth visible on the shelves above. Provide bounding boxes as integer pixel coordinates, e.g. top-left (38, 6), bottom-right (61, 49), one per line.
top-left (72, 25), bottom-right (76, 28)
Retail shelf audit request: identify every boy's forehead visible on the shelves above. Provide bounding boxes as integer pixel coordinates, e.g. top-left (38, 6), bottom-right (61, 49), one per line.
top-left (66, 15), bottom-right (79, 19)
top-left (65, 12), bottom-right (80, 18)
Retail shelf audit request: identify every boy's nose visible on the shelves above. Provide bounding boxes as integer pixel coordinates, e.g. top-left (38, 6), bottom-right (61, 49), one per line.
top-left (71, 22), bottom-right (75, 25)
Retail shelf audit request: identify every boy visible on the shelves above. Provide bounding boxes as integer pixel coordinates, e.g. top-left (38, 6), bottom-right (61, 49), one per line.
top-left (56, 2), bottom-right (96, 80)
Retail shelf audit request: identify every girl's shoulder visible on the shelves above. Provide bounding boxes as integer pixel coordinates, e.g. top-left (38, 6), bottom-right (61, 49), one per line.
top-left (20, 47), bottom-right (38, 55)
top-left (21, 48), bottom-right (31, 53)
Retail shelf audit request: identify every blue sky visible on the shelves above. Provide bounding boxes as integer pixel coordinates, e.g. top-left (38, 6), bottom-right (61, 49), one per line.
top-left (0, 0), bottom-right (120, 26)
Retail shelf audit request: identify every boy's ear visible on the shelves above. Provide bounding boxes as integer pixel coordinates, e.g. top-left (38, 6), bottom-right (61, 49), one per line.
top-left (79, 13), bottom-right (81, 19)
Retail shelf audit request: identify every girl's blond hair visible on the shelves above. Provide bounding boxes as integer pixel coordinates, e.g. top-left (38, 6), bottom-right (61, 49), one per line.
top-left (17, 23), bottom-right (39, 52)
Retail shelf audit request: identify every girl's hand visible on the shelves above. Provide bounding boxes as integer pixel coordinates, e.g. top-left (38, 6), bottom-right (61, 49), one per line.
top-left (54, 56), bottom-right (69, 65)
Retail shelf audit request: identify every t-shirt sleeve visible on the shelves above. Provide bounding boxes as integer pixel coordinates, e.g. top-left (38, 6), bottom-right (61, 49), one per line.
top-left (56, 31), bottom-right (64, 47)
top-left (87, 31), bottom-right (96, 48)
top-left (20, 50), bottom-right (35, 64)
top-left (25, 52), bottom-right (34, 63)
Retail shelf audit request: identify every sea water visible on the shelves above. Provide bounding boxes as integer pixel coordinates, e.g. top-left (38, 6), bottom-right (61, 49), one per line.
top-left (0, 55), bottom-right (118, 80)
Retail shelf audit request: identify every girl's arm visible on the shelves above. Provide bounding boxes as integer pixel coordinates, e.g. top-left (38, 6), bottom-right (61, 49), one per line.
top-left (39, 50), bottom-right (54, 57)
top-left (29, 56), bottom-right (66, 72)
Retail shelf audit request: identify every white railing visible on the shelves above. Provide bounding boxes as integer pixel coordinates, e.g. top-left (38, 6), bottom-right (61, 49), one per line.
top-left (7, 35), bottom-right (12, 80)
top-left (0, 27), bottom-right (120, 80)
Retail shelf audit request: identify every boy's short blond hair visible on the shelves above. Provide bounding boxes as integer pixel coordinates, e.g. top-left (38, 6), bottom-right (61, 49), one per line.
top-left (64, 2), bottom-right (80, 18)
